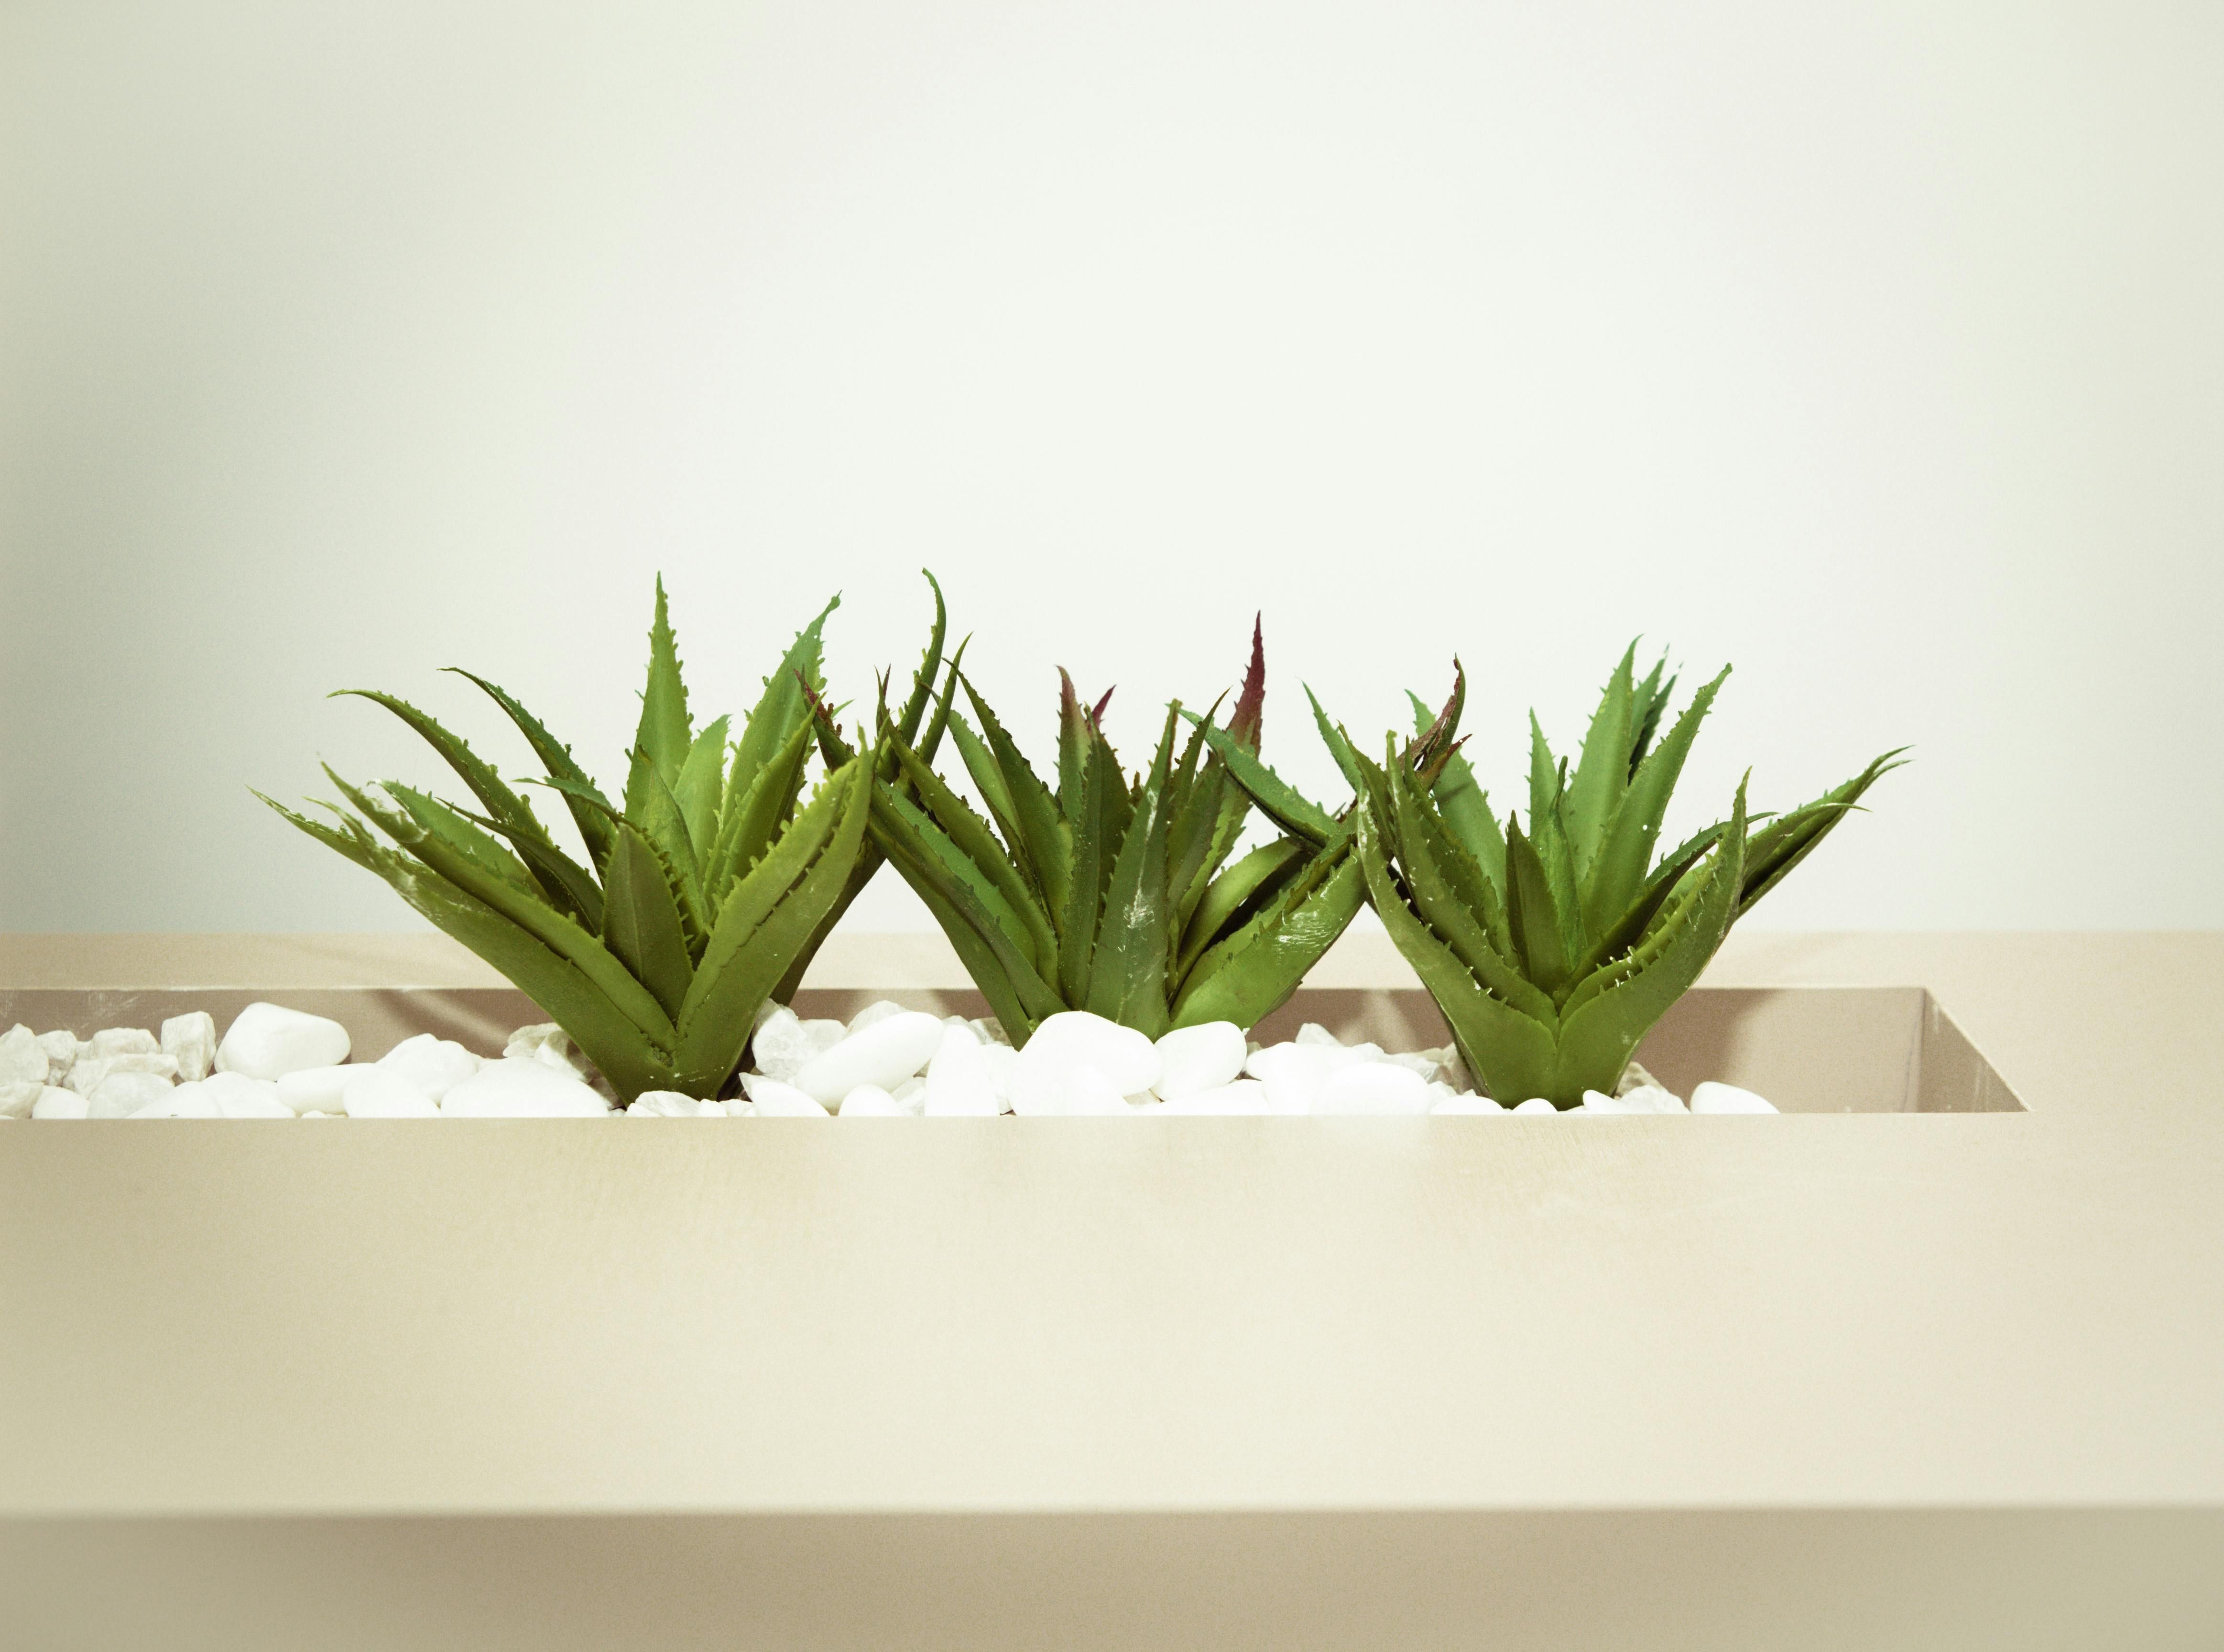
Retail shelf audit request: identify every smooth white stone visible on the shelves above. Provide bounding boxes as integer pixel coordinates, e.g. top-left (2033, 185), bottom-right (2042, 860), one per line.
top-left (338, 1070), bottom-right (439, 1118)
top-left (128, 1085), bottom-right (222, 1119)
top-left (790, 1011), bottom-right (945, 1103)
top-left (0, 1025), bottom-right (47, 1085)
top-left (216, 1002), bottom-right (350, 1080)
top-left (1244, 1044), bottom-right (1363, 1114)
top-left (1158, 1079), bottom-right (1272, 1116)
top-left (274, 1065), bottom-right (357, 1115)
top-left (1511, 1097), bottom-right (1560, 1115)
top-left (847, 1000), bottom-right (909, 1034)
top-left (1431, 1093), bottom-right (1509, 1115)
top-left (32, 1087), bottom-right (91, 1119)
top-left (377, 1033), bottom-right (483, 1100)
top-left (92, 1026), bottom-right (160, 1057)
top-left (890, 1075), bottom-right (926, 1107)
top-left (1012, 1011), bottom-right (1158, 1115)
top-left (0, 1080), bottom-right (44, 1118)
top-left (1294, 1023), bottom-right (1344, 1048)
top-left (752, 1008), bottom-right (848, 1083)
top-left (159, 1012), bottom-right (217, 1081)
top-left (1317, 1063), bottom-right (1432, 1116)
top-left (1620, 1084), bottom-right (1689, 1114)
top-left (924, 1024), bottom-right (999, 1116)
top-left (200, 1072), bottom-right (287, 1115)
top-left (1151, 1022), bottom-right (1247, 1101)
top-left (979, 1043), bottom-right (1019, 1112)
top-left (838, 1084), bottom-right (907, 1117)
top-left (68, 1052), bottom-right (180, 1095)
top-left (741, 1076), bottom-right (831, 1117)
top-left (1580, 1088), bottom-right (1642, 1114)
top-left (88, 1071), bottom-right (175, 1118)
top-left (1691, 1081), bottom-right (1778, 1115)
top-left (1062, 1066), bottom-right (1139, 1115)
top-left (300, 1109), bottom-right (342, 1119)
top-left (503, 1022), bottom-right (600, 1086)
top-left (626, 1091), bottom-right (707, 1118)
top-left (213, 1082), bottom-right (296, 1119)
top-left (1383, 1050), bottom-right (1441, 1081)
top-left (35, 1030), bottom-right (78, 1083)
top-left (441, 1058), bottom-right (608, 1117)
top-left (970, 1017), bottom-right (1011, 1047)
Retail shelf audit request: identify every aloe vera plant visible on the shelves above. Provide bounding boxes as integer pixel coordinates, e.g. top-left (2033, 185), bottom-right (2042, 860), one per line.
top-left (1341, 647), bottom-right (1904, 1109)
top-left (258, 579), bottom-right (932, 1102)
top-left (825, 623), bottom-right (1367, 1043)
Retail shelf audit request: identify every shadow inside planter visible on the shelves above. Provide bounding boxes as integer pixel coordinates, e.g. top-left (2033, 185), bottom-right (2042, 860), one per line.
top-left (0, 982), bottom-right (2024, 1113)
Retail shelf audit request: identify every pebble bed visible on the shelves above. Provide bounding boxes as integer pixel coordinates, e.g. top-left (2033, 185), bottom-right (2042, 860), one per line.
top-left (0, 1002), bottom-right (1779, 1119)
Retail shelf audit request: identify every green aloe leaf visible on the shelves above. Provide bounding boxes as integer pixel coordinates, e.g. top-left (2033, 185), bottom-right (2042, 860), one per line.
top-left (1387, 765), bottom-right (1548, 1021)
top-left (1627, 654), bottom-right (1675, 777)
top-left (321, 765), bottom-right (677, 1049)
top-left (624, 576), bottom-right (694, 821)
top-left (889, 570), bottom-right (949, 753)
top-left (1553, 784), bottom-right (1748, 1103)
top-left (1736, 749), bottom-right (1907, 913)
top-left (1183, 712), bottom-right (1336, 847)
top-left (1564, 642), bottom-right (1637, 871)
top-left (961, 675), bottom-right (1072, 916)
top-left (1085, 707), bottom-right (1179, 1035)
top-left (382, 782), bottom-right (535, 893)
top-left (701, 717), bottom-right (813, 916)
top-left (1055, 728), bottom-right (1113, 1003)
top-left (1583, 664), bottom-right (1729, 936)
top-left (601, 821), bottom-right (698, 1020)
top-left (262, 793), bottom-right (677, 1096)
top-left (447, 801), bottom-right (607, 934)
top-left (1307, 685), bottom-right (1367, 795)
top-left (1177, 836), bottom-right (1306, 976)
top-left (1503, 813), bottom-right (1573, 997)
top-left (674, 714), bottom-right (730, 859)
top-left (1355, 803), bottom-right (1557, 1104)
top-left (331, 688), bottom-right (567, 870)
top-left (671, 757), bottom-right (873, 1090)
top-left (1407, 690), bottom-right (1505, 890)
top-left (727, 594), bottom-right (840, 813)
top-left (445, 669), bottom-right (617, 870)
top-left (884, 733), bottom-right (1057, 966)
top-left (1173, 836), bottom-right (1363, 1031)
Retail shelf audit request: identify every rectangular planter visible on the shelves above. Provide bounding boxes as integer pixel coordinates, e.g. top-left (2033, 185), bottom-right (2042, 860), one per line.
top-left (4, 934), bottom-right (2218, 1652)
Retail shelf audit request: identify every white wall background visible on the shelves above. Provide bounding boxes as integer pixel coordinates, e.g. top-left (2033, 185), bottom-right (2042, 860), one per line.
top-left (3, 0), bottom-right (2219, 933)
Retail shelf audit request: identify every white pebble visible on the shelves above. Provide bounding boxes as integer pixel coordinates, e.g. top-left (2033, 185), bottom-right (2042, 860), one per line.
top-left (924, 1024), bottom-right (999, 1116)
top-left (1244, 1043), bottom-right (1364, 1114)
top-left (889, 1075), bottom-right (927, 1111)
top-left (1152, 1022), bottom-right (1247, 1101)
top-left (35, 1030), bottom-right (78, 1083)
top-left (340, 1069), bottom-right (441, 1117)
top-left (838, 1084), bottom-right (907, 1117)
top-left (159, 1012), bottom-right (217, 1081)
top-left (1691, 1081), bottom-right (1778, 1114)
top-left (970, 1016), bottom-right (1011, 1047)
top-left (0, 1024), bottom-right (47, 1085)
top-left (790, 1011), bottom-right (945, 1104)
top-left (274, 1065), bottom-right (357, 1114)
top-left (627, 1090), bottom-right (710, 1118)
top-left (1431, 1092), bottom-right (1508, 1115)
top-left (0, 1080), bottom-right (44, 1118)
top-left (846, 999), bottom-right (910, 1034)
top-left (741, 1076), bottom-right (832, 1117)
top-left (92, 1026), bottom-right (159, 1057)
top-left (88, 1070), bottom-right (176, 1118)
top-left (1011, 1011), bottom-right (1158, 1115)
top-left (440, 1058), bottom-right (608, 1116)
top-left (1158, 1079), bottom-right (1272, 1116)
top-left (1316, 1063), bottom-right (1432, 1115)
top-left (67, 1052), bottom-right (179, 1096)
top-left (127, 1085), bottom-right (222, 1119)
top-left (376, 1032), bottom-right (482, 1099)
top-left (750, 1007), bottom-right (849, 1083)
top-left (1511, 1097), bottom-right (1560, 1115)
top-left (216, 1002), bottom-right (350, 1080)
top-left (212, 1081), bottom-right (296, 1119)
top-left (32, 1087), bottom-right (90, 1119)
top-left (299, 1109), bottom-right (342, 1119)
top-left (1294, 1022), bottom-right (1345, 1048)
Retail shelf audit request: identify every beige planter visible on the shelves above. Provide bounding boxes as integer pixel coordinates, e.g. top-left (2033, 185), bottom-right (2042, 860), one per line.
top-left (2, 931), bottom-right (2220, 1651)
